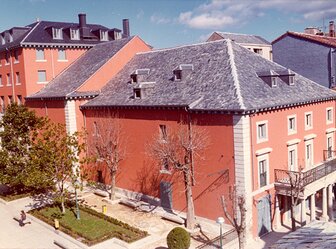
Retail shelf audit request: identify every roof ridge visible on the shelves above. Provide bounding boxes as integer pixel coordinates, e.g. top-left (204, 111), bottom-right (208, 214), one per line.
top-left (20, 21), bottom-right (40, 44)
top-left (226, 39), bottom-right (245, 109)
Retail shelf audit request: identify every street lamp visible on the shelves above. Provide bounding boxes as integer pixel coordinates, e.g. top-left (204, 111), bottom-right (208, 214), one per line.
top-left (74, 179), bottom-right (80, 220)
top-left (216, 216), bottom-right (224, 249)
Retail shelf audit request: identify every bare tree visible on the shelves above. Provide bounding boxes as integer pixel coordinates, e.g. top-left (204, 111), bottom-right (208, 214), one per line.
top-left (287, 167), bottom-right (304, 231)
top-left (221, 186), bottom-right (247, 249)
top-left (87, 116), bottom-right (126, 200)
top-left (150, 122), bottom-right (209, 230)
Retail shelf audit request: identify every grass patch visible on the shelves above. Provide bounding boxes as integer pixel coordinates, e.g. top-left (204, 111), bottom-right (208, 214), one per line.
top-left (29, 203), bottom-right (148, 245)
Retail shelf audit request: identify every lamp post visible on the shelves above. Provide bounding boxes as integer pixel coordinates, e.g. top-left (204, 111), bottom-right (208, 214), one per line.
top-left (74, 180), bottom-right (80, 220)
top-left (216, 217), bottom-right (224, 249)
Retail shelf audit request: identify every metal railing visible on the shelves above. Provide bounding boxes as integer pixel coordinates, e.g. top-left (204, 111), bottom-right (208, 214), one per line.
top-left (274, 150), bottom-right (336, 188)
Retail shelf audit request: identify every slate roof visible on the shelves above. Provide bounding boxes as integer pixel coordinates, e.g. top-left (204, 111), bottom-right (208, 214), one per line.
top-left (272, 31), bottom-right (336, 48)
top-left (82, 39), bottom-right (336, 113)
top-left (210, 32), bottom-right (271, 45)
top-left (26, 37), bottom-right (134, 100)
top-left (0, 19), bottom-right (119, 51)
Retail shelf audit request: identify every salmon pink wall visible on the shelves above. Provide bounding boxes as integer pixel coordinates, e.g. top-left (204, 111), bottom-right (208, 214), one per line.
top-left (83, 108), bottom-right (235, 221)
top-left (23, 47), bottom-right (87, 96)
top-left (78, 36), bottom-right (151, 92)
top-left (27, 99), bottom-right (66, 124)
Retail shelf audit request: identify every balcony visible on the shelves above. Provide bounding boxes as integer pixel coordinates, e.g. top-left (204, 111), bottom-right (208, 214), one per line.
top-left (274, 150), bottom-right (336, 194)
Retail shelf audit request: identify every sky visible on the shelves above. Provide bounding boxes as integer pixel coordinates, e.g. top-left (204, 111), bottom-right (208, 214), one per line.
top-left (0, 0), bottom-right (336, 49)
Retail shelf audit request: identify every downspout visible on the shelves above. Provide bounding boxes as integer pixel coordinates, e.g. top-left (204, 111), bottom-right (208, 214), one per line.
top-left (249, 113), bottom-right (255, 191)
top-left (185, 106), bottom-right (195, 186)
top-left (51, 49), bottom-right (55, 79)
top-left (7, 48), bottom-right (15, 102)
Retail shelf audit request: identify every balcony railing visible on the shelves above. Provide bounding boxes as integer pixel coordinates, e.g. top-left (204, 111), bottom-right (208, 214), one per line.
top-left (275, 150), bottom-right (336, 188)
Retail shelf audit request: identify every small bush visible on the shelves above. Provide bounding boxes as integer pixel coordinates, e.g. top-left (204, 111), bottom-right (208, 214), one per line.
top-left (167, 227), bottom-right (190, 249)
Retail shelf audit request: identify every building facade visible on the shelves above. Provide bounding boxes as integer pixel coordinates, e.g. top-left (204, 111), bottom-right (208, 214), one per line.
top-left (78, 39), bottom-right (336, 238)
top-left (207, 31), bottom-right (272, 60)
top-left (0, 13), bottom-right (130, 111)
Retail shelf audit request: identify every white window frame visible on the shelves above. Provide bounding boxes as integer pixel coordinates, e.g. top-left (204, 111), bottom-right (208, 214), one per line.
top-left (326, 132), bottom-right (334, 160)
top-left (271, 77), bottom-right (277, 87)
top-left (289, 75), bottom-right (295, 85)
top-left (37, 70), bottom-right (47, 84)
top-left (100, 30), bottom-right (108, 41)
top-left (326, 107), bottom-right (333, 124)
top-left (288, 144), bottom-right (298, 171)
top-left (52, 28), bottom-right (63, 40)
top-left (6, 73), bottom-right (11, 86)
top-left (15, 72), bottom-right (20, 85)
top-left (257, 154), bottom-right (269, 189)
top-left (256, 120), bottom-right (268, 144)
top-left (287, 115), bottom-right (297, 135)
top-left (305, 139), bottom-right (314, 169)
top-left (36, 48), bottom-right (45, 61)
top-left (70, 29), bottom-right (80, 40)
top-left (57, 48), bottom-right (67, 61)
top-left (304, 111), bottom-right (313, 131)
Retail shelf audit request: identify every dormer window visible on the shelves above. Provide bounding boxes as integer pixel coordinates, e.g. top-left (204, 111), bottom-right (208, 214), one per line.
top-left (100, 30), bottom-right (108, 41)
top-left (8, 33), bottom-right (13, 42)
top-left (130, 69), bottom-right (150, 83)
top-left (289, 75), bottom-right (295, 86)
top-left (271, 77), bottom-right (277, 87)
top-left (131, 74), bottom-right (137, 83)
top-left (174, 70), bottom-right (182, 80)
top-left (52, 28), bottom-right (63, 39)
top-left (173, 64), bottom-right (193, 81)
top-left (0, 35), bottom-right (4, 45)
top-left (70, 29), bottom-right (80, 40)
top-left (134, 89), bottom-right (141, 99)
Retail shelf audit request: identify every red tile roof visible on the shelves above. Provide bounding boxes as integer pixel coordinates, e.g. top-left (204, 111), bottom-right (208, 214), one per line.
top-left (272, 31), bottom-right (336, 48)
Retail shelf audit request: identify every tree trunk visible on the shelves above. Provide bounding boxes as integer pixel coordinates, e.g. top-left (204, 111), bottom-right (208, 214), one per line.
top-left (237, 231), bottom-right (246, 249)
top-left (290, 200), bottom-right (296, 231)
top-left (185, 169), bottom-right (195, 230)
top-left (61, 195), bottom-right (65, 213)
top-left (110, 171), bottom-right (116, 200)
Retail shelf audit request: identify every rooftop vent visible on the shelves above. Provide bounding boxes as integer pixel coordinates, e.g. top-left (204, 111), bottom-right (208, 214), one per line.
top-left (173, 64), bottom-right (194, 81)
top-left (130, 68), bottom-right (150, 83)
top-left (123, 19), bottom-right (130, 37)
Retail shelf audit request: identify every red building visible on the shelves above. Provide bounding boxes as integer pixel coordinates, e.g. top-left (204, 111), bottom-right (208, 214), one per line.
top-left (79, 39), bottom-right (336, 239)
top-left (0, 13), bottom-right (130, 111)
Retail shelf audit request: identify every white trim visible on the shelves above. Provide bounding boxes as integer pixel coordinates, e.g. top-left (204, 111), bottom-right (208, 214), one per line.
top-left (305, 139), bottom-right (314, 169)
top-left (288, 144), bottom-right (298, 171)
top-left (304, 111), bottom-right (313, 130)
top-left (326, 128), bottom-right (336, 134)
top-left (304, 133), bottom-right (317, 141)
top-left (251, 183), bottom-right (274, 196)
top-left (227, 40), bottom-right (245, 109)
top-left (286, 138), bottom-right (301, 146)
top-left (256, 120), bottom-right (268, 144)
top-left (287, 114), bottom-right (297, 135)
top-left (35, 59), bottom-right (47, 62)
top-left (36, 81), bottom-right (49, 84)
top-left (255, 147), bottom-right (272, 156)
top-left (326, 107), bottom-right (333, 124)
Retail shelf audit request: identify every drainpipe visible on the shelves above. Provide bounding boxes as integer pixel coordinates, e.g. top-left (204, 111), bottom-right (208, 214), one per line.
top-left (332, 48), bottom-right (336, 88)
top-left (185, 106), bottom-right (195, 186)
top-left (51, 48), bottom-right (55, 79)
top-left (7, 48), bottom-right (15, 102)
top-left (249, 113), bottom-right (255, 191)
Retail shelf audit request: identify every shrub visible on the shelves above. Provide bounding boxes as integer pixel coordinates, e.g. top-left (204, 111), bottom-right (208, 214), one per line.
top-left (167, 227), bottom-right (190, 249)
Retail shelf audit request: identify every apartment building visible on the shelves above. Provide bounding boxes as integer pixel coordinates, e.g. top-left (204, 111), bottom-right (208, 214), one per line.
top-left (0, 13), bottom-right (130, 112)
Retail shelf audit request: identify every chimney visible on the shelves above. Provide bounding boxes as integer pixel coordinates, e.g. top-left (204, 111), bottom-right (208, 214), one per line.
top-left (329, 21), bottom-right (335, 37)
top-left (122, 19), bottom-right (130, 37)
top-left (78, 13), bottom-right (87, 28)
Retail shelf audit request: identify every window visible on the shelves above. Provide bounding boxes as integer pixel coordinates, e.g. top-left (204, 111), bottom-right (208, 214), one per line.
top-left (130, 74), bottom-right (137, 83)
top-left (159, 124), bottom-right (167, 141)
top-left (257, 121), bottom-right (268, 143)
top-left (0, 75), bottom-right (2, 86)
top-left (8, 34), bottom-right (13, 42)
top-left (327, 134), bottom-right (334, 159)
top-left (259, 159), bottom-right (267, 188)
top-left (5, 52), bottom-right (9, 64)
top-left (271, 77), bottom-right (277, 87)
top-left (15, 72), bottom-right (20, 85)
top-left (289, 76), bottom-right (295, 85)
top-left (58, 48), bottom-right (66, 61)
top-left (6, 73), bottom-right (11, 86)
top-left (52, 28), bottom-right (63, 39)
top-left (305, 112), bottom-right (312, 130)
top-left (14, 50), bottom-right (19, 63)
top-left (37, 70), bottom-right (47, 83)
top-left (174, 70), bottom-right (182, 80)
top-left (305, 142), bottom-right (314, 169)
top-left (8, 95), bottom-right (13, 103)
top-left (93, 121), bottom-right (99, 137)
top-left (36, 48), bottom-right (45, 61)
top-left (0, 35), bottom-right (4, 45)
top-left (0, 96), bottom-right (4, 113)
top-left (287, 143), bottom-right (298, 171)
top-left (17, 95), bottom-right (22, 105)
top-left (253, 48), bottom-right (262, 55)
top-left (288, 115), bottom-right (297, 134)
top-left (327, 108), bottom-right (333, 124)
top-left (70, 29), bottom-right (80, 40)
top-left (134, 89), bottom-right (141, 99)
top-left (100, 30), bottom-right (108, 41)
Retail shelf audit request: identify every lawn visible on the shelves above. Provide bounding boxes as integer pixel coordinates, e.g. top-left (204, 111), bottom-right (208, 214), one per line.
top-left (29, 204), bottom-right (148, 245)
